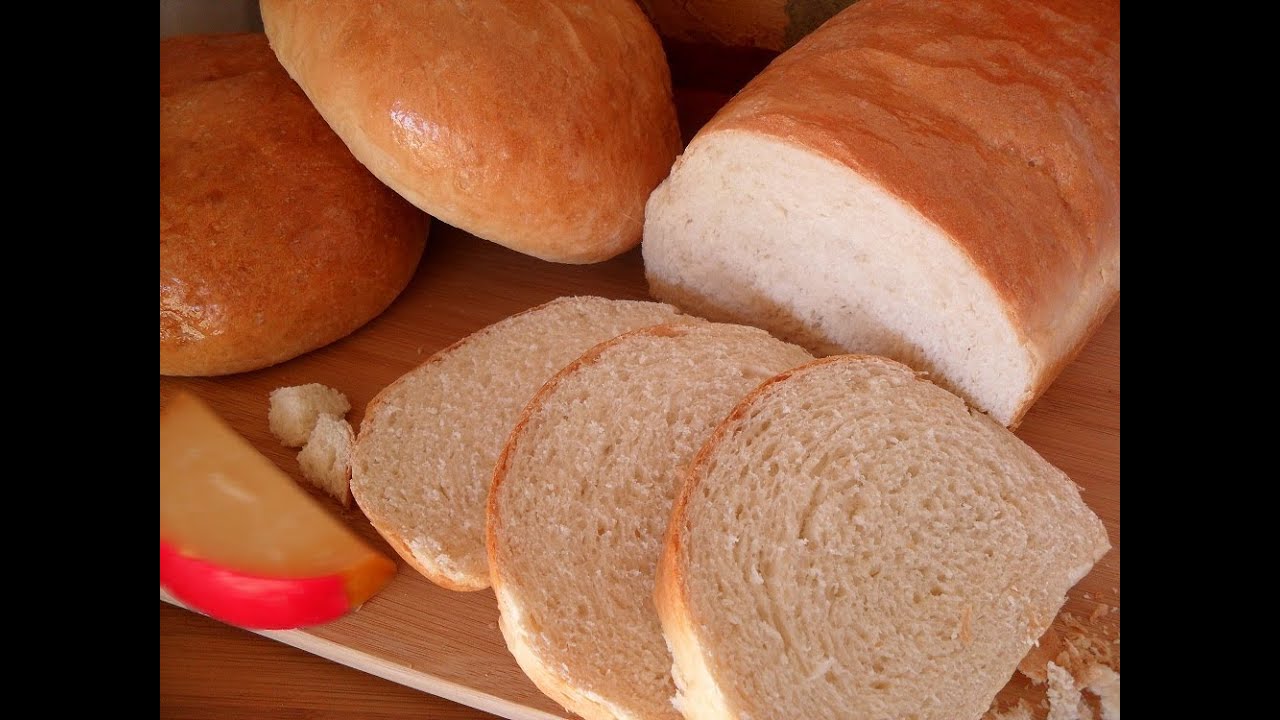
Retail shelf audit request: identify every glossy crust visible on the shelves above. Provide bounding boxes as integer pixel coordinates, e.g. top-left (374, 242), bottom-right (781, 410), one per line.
top-left (260, 0), bottom-right (681, 264)
top-left (696, 0), bottom-right (1120, 425)
top-left (159, 33), bottom-right (428, 377)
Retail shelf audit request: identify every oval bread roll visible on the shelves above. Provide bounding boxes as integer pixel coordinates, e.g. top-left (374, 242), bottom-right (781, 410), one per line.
top-left (261, 0), bottom-right (682, 264)
top-left (160, 33), bottom-right (428, 377)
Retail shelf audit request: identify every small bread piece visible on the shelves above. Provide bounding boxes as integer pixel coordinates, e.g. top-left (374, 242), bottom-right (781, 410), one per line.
top-left (268, 384), bottom-right (352, 448)
top-left (1046, 662), bottom-right (1090, 720)
top-left (297, 414), bottom-right (355, 508)
top-left (1082, 664), bottom-right (1120, 720)
top-left (656, 356), bottom-right (1110, 720)
top-left (488, 322), bottom-right (812, 720)
top-left (160, 33), bottom-right (428, 377)
top-left (351, 297), bottom-right (686, 591)
top-left (261, 0), bottom-right (680, 263)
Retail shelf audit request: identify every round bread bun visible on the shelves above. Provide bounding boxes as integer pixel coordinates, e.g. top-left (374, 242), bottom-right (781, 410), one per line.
top-left (160, 33), bottom-right (429, 377)
top-left (260, 0), bottom-right (681, 264)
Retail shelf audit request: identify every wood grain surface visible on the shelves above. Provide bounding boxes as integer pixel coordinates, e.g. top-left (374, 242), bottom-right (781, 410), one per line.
top-left (158, 224), bottom-right (1120, 719)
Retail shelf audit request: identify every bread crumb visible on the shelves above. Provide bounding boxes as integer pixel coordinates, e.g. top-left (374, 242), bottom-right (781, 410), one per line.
top-left (1046, 661), bottom-right (1090, 720)
top-left (1056, 612), bottom-right (1119, 675)
top-left (268, 383), bottom-right (351, 447)
top-left (1081, 664), bottom-right (1119, 720)
top-left (297, 413), bottom-right (355, 507)
top-left (1089, 603), bottom-right (1109, 622)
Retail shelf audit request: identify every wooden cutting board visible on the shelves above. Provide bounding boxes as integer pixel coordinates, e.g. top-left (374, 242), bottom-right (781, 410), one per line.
top-left (158, 223), bottom-right (1120, 720)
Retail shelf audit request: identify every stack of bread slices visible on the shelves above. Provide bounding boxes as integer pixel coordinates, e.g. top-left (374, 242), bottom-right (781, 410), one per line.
top-left (351, 295), bottom-right (1109, 720)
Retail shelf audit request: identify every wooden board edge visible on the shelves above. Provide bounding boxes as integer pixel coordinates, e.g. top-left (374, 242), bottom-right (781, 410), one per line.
top-left (160, 588), bottom-right (568, 720)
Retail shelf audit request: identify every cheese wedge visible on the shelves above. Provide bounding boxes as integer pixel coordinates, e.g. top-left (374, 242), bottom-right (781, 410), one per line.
top-left (159, 391), bottom-right (395, 629)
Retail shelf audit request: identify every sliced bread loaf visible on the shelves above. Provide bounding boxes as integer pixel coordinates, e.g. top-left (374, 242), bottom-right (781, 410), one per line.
top-left (656, 355), bottom-right (1110, 720)
top-left (641, 0), bottom-right (1120, 427)
top-left (350, 296), bottom-right (685, 591)
top-left (487, 322), bottom-right (812, 720)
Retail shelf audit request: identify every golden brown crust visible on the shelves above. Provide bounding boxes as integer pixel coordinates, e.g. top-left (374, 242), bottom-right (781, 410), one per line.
top-left (1006, 296), bottom-right (1120, 429)
top-left (261, 0), bottom-right (682, 264)
top-left (159, 33), bottom-right (428, 377)
top-left (701, 0), bottom-right (1120, 375)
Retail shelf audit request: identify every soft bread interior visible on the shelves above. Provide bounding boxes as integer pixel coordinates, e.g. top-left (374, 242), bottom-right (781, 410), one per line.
top-left (489, 323), bottom-right (812, 720)
top-left (297, 413), bottom-right (355, 508)
top-left (660, 356), bottom-right (1109, 720)
top-left (643, 131), bottom-right (1036, 425)
top-left (350, 297), bottom-right (684, 591)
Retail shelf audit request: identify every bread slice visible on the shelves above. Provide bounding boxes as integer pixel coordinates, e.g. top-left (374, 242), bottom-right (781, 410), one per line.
top-left (297, 413), bottom-right (355, 508)
top-left (656, 355), bottom-right (1110, 720)
top-left (350, 296), bottom-right (685, 591)
top-left (488, 322), bottom-right (812, 720)
top-left (642, 0), bottom-right (1119, 427)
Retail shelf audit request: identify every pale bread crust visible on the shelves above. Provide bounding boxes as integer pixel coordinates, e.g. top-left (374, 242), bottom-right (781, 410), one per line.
top-left (260, 0), bottom-right (681, 264)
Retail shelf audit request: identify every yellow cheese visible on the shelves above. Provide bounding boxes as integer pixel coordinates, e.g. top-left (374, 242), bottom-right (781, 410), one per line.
top-left (160, 391), bottom-right (386, 578)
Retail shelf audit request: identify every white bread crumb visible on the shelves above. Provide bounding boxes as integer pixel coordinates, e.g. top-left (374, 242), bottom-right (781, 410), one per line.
top-left (1082, 664), bottom-right (1120, 720)
top-left (297, 413), bottom-right (355, 507)
top-left (1046, 661), bottom-right (1091, 720)
top-left (268, 383), bottom-right (351, 447)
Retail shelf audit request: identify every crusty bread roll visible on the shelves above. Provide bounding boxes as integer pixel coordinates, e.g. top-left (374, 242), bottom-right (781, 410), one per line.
top-left (487, 322), bottom-right (811, 720)
top-left (160, 34), bottom-right (428, 377)
top-left (260, 0), bottom-right (681, 264)
top-left (351, 297), bottom-right (688, 592)
top-left (655, 355), bottom-right (1110, 720)
top-left (642, 0), bottom-right (1120, 426)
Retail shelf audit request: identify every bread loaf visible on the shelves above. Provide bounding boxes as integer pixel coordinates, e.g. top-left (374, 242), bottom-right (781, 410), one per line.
top-left (350, 297), bottom-right (687, 591)
top-left (655, 355), bottom-right (1110, 720)
top-left (642, 0), bottom-right (1121, 426)
top-left (261, 0), bottom-right (681, 264)
top-left (488, 322), bottom-right (812, 720)
top-left (160, 33), bottom-right (428, 377)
